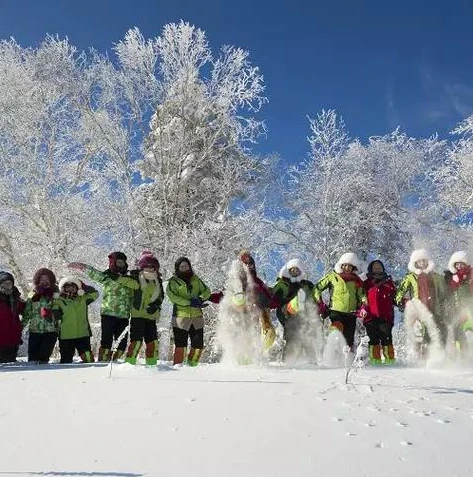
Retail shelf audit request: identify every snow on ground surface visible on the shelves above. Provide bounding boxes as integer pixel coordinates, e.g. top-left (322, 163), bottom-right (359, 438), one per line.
top-left (1, 361), bottom-right (473, 477)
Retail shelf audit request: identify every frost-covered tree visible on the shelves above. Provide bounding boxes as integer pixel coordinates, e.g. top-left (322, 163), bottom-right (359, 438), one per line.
top-left (136, 21), bottom-right (267, 281)
top-left (0, 37), bottom-right (108, 291)
top-left (435, 116), bottom-right (473, 223)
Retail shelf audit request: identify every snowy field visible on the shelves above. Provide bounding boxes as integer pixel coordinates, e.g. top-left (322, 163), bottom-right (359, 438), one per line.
top-left (1, 362), bottom-right (473, 477)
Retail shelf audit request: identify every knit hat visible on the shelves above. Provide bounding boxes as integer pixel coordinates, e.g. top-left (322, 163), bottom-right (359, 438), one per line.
top-left (138, 251), bottom-right (160, 270)
top-left (334, 253), bottom-right (359, 274)
top-left (0, 271), bottom-right (14, 285)
top-left (108, 251), bottom-right (128, 273)
top-left (448, 251), bottom-right (469, 274)
top-left (33, 268), bottom-right (57, 288)
top-left (58, 276), bottom-right (84, 296)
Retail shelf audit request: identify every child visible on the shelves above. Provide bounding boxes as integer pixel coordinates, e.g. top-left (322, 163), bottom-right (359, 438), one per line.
top-left (166, 257), bottom-right (211, 366)
top-left (68, 251), bottom-right (133, 361)
top-left (363, 260), bottom-right (397, 364)
top-left (271, 259), bottom-right (316, 363)
top-left (395, 249), bottom-right (446, 356)
top-left (0, 272), bottom-right (24, 363)
top-left (314, 252), bottom-right (367, 351)
top-left (54, 277), bottom-right (98, 363)
top-left (124, 252), bottom-right (163, 366)
top-left (444, 251), bottom-right (473, 356)
top-left (22, 268), bottom-right (59, 363)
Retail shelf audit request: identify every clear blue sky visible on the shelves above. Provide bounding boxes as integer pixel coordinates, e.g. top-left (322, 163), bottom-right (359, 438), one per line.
top-left (2, 0), bottom-right (473, 163)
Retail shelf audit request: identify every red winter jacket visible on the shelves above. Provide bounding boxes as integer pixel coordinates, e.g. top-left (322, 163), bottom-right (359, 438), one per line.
top-left (246, 273), bottom-right (278, 310)
top-left (363, 277), bottom-right (396, 325)
top-left (0, 290), bottom-right (24, 347)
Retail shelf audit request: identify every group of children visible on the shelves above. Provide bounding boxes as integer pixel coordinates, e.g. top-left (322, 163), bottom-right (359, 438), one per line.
top-left (0, 247), bottom-right (472, 366)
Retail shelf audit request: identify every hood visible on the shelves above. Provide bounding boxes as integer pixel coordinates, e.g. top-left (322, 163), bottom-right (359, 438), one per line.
top-left (334, 253), bottom-right (360, 274)
top-left (448, 250), bottom-right (469, 274)
top-left (408, 249), bottom-right (435, 275)
top-left (278, 258), bottom-right (305, 282)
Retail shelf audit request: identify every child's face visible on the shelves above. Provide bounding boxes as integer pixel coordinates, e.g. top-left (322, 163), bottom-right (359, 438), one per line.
top-left (63, 283), bottom-right (78, 294)
top-left (178, 262), bottom-right (190, 273)
top-left (415, 259), bottom-right (428, 270)
top-left (116, 259), bottom-right (127, 270)
top-left (371, 262), bottom-right (384, 274)
top-left (143, 266), bottom-right (157, 274)
top-left (289, 267), bottom-right (301, 278)
top-left (0, 280), bottom-right (14, 295)
top-left (341, 263), bottom-right (354, 273)
top-left (455, 262), bottom-right (467, 271)
top-left (38, 275), bottom-right (51, 287)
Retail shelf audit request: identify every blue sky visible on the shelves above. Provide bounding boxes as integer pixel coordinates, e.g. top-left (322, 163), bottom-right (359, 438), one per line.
top-left (2, 0), bottom-right (473, 163)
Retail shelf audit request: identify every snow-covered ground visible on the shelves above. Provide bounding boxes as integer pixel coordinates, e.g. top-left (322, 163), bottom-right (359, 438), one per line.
top-left (1, 361), bottom-right (473, 477)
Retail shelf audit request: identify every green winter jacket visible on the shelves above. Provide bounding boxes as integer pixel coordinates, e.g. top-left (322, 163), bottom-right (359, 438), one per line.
top-left (86, 266), bottom-right (134, 319)
top-left (53, 287), bottom-right (99, 340)
top-left (395, 272), bottom-right (445, 317)
top-left (271, 277), bottom-right (314, 323)
top-left (123, 271), bottom-right (164, 320)
top-left (314, 271), bottom-right (366, 313)
top-left (22, 295), bottom-right (59, 334)
top-left (167, 275), bottom-right (211, 319)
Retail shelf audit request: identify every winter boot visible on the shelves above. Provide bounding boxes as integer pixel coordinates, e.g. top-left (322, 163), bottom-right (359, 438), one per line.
top-left (80, 350), bottom-right (95, 363)
top-left (369, 344), bottom-right (382, 365)
top-left (98, 347), bottom-right (111, 362)
top-left (330, 321), bottom-right (344, 334)
top-left (145, 340), bottom-right (158, 366)
top-left (125, 341), bottom-right (142, 365)
top-left (383, 345), bottom-right (396, 364)
top-left (173, 347), bottom-right (187, 365)
top-left (187, 347), bottom-right (202, 367)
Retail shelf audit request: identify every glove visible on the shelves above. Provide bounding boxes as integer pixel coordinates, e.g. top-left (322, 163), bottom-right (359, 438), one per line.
top-left (40, 307), bottom-right (53, 320)
top-left (189, 297), bottom-right (203, 308)
top-left (209, 291), bottom-right (224, 304)
top-left (317, 301), bottom-right (329, 319)
top-left (356, 304), bottom-right (369, 320)
top-left (146, 302), bottom-right (160, 314)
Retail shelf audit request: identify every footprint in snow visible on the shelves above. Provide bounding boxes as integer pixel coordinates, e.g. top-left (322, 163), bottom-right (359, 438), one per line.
top-left (401, 441), bottom-right (414, 446)
top-left (346, 432), bottom-right (357, 437)
top-left (436, 418), bottom-right (451, 424)
top-left (396, 421), bottom-right (408, 427)
top-left (365, 421), bottom-right (376, 428)
top-left (333, 416), bottom-right (343, 422)
top-left (374, 442), bottom-right (384, 448)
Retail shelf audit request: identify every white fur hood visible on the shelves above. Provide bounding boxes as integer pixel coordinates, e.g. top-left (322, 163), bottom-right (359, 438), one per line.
top-left (58, 276), bottom-right (85, 296)
top-left (278, 258), bottom-right (305, 282)
top-left (334, 253), bottom-right (360, 274)
top-left (448, 251), bottom-right (469, 274)
top-left (408, 249), bottom-right (435, 275)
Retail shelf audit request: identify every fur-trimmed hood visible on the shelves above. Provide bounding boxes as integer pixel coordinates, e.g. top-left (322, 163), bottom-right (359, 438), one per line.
top-left (334, 253), bottom-right (360, 274)
top-left (448, 251), bottom-right (469, 274)
top-left (408, 249), bottom-right (435, 275)
top-left (58, 276), bottom-right (85, 296)
top-left (278, 258), bottom-right (305, 282)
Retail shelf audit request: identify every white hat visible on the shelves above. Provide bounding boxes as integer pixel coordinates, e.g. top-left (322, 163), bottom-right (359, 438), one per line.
top-left (408, 249), bottom-right (435, 274)
top-left (334, 253), bottom-right (359, 274)
top-left (58, 276), bottom-right (84, 296)
top-left (278, 258), bottom-right (304, 282)
top-left (448, 251), bottom-right (469, 274)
